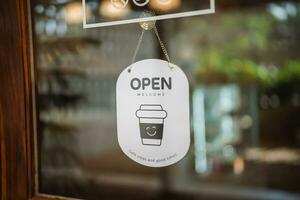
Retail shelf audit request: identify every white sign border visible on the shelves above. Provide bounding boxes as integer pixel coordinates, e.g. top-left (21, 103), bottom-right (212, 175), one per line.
top-left (82, 0), bottom-right (215, 28)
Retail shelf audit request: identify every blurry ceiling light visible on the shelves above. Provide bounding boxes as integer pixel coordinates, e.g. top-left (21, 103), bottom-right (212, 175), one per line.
top-left (34, 4), bottom-right (44, 14)
top-left (56, 22), bottom-right (68, 36)
top-left (65, 2), bottom-right (90, 24)
top-left (233, 158), bottom-right (245, 175)
top-left (100, 0), bottom-right (130, 19)
top-left (45, 19), bottom-right (57, 35)
top-left (240, 115), bottom-right (253, 130)
top-left (149, 0), bottom-right (181, 12)
top-left (45, 5), bottom-right (56, 17)
top-left (268, 4), bottom-right (287, 21)
top-left (35, 20), bottom-right (45, 35)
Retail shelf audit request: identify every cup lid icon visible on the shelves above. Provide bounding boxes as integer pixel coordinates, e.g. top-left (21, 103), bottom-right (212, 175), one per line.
top-left (136, 105), bottom-right (167, 119)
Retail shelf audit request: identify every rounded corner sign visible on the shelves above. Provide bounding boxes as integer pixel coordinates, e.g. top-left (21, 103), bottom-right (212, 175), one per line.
top-left (116, 59), bottom-right (190, 167)
top-left (82, 0), bottom-right (215, 28)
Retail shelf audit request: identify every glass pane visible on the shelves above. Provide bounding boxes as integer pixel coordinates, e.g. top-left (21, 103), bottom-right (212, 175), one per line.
top-left (85, 0), bottom-right (212, 25)
top-left (32, 0), bottom-right (300, 199)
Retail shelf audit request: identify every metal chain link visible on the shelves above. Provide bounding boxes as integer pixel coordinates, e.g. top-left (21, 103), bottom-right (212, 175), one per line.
top-left (129, 25), bottom-right (172, 72)
top-left (153, 26), bottom-right (171, 64)
top-left (131, 29), bottom-right (146, 66)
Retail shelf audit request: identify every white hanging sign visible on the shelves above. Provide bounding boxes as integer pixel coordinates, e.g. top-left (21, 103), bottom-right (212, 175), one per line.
top-left (116, 59), bottom-right (190, 167)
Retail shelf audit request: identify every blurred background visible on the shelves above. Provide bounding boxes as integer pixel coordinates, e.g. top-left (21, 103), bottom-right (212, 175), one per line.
top-left (32, 0), bottom-right (300, 199)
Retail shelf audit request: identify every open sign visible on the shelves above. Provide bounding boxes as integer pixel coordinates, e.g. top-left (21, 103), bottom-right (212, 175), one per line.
top-left (82, 0), bottom-right (215, 28)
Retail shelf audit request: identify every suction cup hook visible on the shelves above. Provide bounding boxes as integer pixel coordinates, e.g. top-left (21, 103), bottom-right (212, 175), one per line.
top-left (139, 11), bottom-right (156, 30)
top-left (129, 10), bottom-right (172, 72)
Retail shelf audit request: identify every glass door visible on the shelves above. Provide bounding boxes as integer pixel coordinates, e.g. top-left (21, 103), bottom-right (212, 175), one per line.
top-left (31, 0), bottom-right (300, 199)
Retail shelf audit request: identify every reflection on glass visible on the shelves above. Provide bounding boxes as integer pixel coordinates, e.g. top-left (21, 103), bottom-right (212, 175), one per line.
top-left (149, 0), bottom-right (181, 12)
top-left (85, 0), bottom-right (211, 24)
top-left (100, 1), bottom-right (131, 19)
top-left (193, 85), bottom-right (258, 175)
top-left (33, 0), bottom-right (300, 199)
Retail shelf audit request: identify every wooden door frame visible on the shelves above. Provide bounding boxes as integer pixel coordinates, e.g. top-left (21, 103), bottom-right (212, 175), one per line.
top-left (0, 0), bottom-right (82, 198)
top-left (0, 0), bottom-right (42, 199)
top-left (1, 0), bottom-right (30, 199)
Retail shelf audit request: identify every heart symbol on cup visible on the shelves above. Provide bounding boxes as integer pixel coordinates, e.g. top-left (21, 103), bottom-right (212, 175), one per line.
top-left (146, 126), bottom-right (157, 137)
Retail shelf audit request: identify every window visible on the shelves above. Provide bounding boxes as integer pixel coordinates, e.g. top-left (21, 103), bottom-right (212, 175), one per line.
top-left (32, 0), bottom-right (300, 199)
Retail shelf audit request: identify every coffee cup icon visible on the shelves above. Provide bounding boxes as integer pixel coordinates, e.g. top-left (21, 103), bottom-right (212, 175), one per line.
top-left (136, 105), bottom-right (167, 146)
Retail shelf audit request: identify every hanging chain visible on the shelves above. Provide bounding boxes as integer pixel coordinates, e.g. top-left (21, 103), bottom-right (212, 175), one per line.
top-left (129, 24), bottom-right (172, 72)
top-left (131, 29), bottom-right (146, 66)
top-left (153, 26), bottom-right (171, 64)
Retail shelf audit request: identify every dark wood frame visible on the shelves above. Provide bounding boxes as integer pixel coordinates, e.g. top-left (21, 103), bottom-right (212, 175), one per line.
top-left (0, 0), bottom-right (53, 199)
top-left (1, 0), bottom-right (31, 199)
top-left (0, 0), bottom-right (64, 197)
